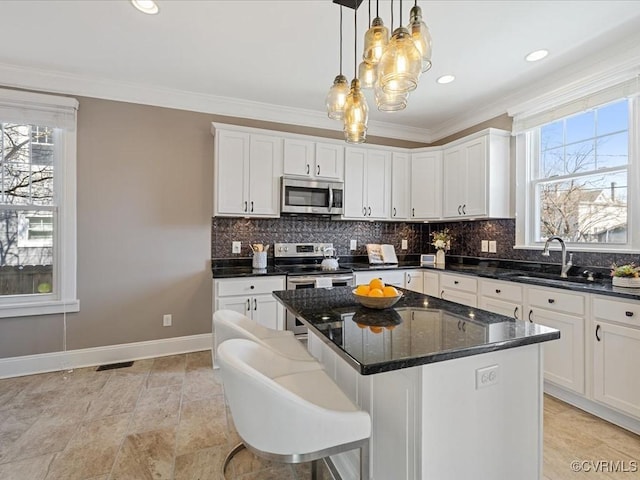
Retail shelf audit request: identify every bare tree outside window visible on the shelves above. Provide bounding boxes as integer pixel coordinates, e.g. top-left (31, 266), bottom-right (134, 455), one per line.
top-left (0, 123), bottom-right (55, 295)
top-left (535, 100), bottom-right (629, 244)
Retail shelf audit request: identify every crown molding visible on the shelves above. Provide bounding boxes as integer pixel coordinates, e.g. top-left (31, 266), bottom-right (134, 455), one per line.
top-left (0, 62), bottom-right (432, 144)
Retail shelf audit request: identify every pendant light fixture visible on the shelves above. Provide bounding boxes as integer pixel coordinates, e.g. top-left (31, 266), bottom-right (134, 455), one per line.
top-left (374, 0), bottom-right (408, 111)
top-left (343, 4), bottom-right (368, 144)
top-left (326, 6), bottom-right (350, 120)
top-left (358, 0), bottom-right (377, 89)
top-left (408, 0), bottom-right (432, 72)
top-left (378, 0), bottom-right (422, 94)
top-left (363, 0), bottom-right (389, 65)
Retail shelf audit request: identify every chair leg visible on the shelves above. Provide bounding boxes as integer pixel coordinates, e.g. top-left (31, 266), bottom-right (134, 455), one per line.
top-left (360, 441), bottom-right (370, 480)
top-left (221, 442), bottom-right (245, 480)
top-left (311, 459), bottom-right (319, 480)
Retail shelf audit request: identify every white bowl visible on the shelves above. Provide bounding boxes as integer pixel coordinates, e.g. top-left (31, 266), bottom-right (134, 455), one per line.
top-left (352, 289), bottom-right (403, 309)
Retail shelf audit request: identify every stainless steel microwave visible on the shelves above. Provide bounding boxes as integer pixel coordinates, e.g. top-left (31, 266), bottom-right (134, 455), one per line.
top-left (280, 177), bottom-right (344, 215)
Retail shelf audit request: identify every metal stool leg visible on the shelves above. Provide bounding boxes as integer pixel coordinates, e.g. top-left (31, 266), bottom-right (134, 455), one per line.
top-left (221, 442), bottom-right (245, 480)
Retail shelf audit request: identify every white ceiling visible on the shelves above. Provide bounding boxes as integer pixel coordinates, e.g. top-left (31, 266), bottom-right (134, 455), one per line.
top-left (1, 0), bottom-right (640, 142)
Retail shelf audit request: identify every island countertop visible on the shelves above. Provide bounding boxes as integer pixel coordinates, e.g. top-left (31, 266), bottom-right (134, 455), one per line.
top-left (273, 286), bottom-right (560, 375)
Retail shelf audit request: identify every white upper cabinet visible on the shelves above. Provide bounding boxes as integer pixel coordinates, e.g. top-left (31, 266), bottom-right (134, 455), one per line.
top-left (410, 150), bottom-right (442, 220)
top-left (213, 125), bottom-right (283, 217)
top-left (391, 152), bottom-right (410, 220)
top-left (442, 129), bottom-right (510, 219)
top-left (344, 146), bottom-right (391, 220)
top-left (283, 138), bottom-right (344, 180)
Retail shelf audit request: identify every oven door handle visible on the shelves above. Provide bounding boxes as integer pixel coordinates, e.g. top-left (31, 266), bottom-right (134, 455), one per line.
top-left (288, 275), bottom-right (354, 285)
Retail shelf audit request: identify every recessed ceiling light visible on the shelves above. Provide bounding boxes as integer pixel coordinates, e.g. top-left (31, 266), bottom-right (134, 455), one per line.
top-left (525, 49), bottom-right (549, 62)
top-left (436, 75), bottom-right (456, 84)
top-left (131, 0), bottom-right (159, 15)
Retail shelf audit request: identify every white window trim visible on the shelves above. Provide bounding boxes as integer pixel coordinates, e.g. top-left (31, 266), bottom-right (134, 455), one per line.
top-left (514, 91), bottom-right (640, 253)
top-left (0, 88), bottom-right (79, 317)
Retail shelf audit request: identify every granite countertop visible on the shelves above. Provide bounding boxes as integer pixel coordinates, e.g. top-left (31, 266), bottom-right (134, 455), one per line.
top-left (273, 286), bottom-right (560, 375)
top-left (212, 266), bottom-right (285, 278)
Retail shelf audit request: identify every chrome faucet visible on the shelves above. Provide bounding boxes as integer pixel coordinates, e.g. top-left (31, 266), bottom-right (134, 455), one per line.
top-left (541, 235), bottom-right (573, 278)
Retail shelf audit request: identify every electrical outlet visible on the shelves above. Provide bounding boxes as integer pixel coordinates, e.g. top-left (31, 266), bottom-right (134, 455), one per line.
top-left (401, 239), bottom-right (408, 250)
top-left (476, 364), bottom-right (499, 389)
top-left (481, 240), bottom-right (489, 252)
top-left (489, 240), bottom-right (497, 253)
top-left (163, 314), bottom-right (172, 327)
top-left (232, 241), bottom-right (241, 254)
top-left (350, 239), bottom-right (357, 250)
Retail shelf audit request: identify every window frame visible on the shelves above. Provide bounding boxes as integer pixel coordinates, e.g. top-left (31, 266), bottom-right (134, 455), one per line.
top-left (0, 88), bottom-right (79, 317)
top-left (515, 94), bottom-right (640, 253)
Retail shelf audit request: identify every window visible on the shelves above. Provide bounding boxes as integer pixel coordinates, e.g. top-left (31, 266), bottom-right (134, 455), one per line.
top-left (0, 89), bottom-right (78, 317)
top-left (513, 78), bottom-right (640, 252)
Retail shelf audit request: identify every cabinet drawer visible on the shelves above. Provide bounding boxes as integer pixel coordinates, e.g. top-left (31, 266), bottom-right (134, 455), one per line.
top-left (593, 296), bottom-right (640, 328)
top-left (440, 288), bottom-right (477, 308)
top-left (216, 276), bottom-right (285, 297)
top-left (527, 287), bottom-right (584, 316)
top-left (480, 280), bottom-right (523, 303)
top-left (440, 274), bottom-right (477, 294)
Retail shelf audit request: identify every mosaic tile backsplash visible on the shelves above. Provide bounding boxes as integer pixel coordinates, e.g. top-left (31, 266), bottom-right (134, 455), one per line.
top-left (212, 217), bottom-right (639, 270)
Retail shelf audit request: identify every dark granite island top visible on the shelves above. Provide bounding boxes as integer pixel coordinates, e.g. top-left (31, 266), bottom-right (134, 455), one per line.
top-left (273, 286), bottom-right (560, 375)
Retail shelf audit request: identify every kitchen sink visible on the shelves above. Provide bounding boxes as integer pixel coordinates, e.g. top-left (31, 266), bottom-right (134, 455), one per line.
top-left (501, 271), bottom-right (601, 287)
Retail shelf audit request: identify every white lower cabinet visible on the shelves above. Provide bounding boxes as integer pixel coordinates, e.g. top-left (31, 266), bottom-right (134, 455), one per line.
top-left (213, 276), bottom-right (286, 330)
top-left (592, 296), bottom-right (640, 418)
top-left (423, 271), bottom-right (439, 298)
top-left (479, 279), bottom-right (523, 320)
top-left (439, 273), bottom-right (477, 307)
top-left (404, 270), bottom-right (424, 293)
top-left (526, 286), bottom-right (585, 395)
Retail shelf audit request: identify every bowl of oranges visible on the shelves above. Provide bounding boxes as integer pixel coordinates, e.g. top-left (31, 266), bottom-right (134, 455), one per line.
top-left (352, 278), bottom-right (403, 309)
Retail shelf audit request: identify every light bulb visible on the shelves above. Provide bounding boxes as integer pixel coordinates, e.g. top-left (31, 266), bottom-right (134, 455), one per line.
top-left (363, 17), bottom-right (389, 65)
top-left (358, 61), bottom-right (377, 89)
top-left (326, 74), bottom-right (350, 120)
top-left (343, 79), bottom-right (369, 144)
top-left (378, 27), bottom-right (422, 94)
top-left (408, 5), bottom-right (432, 73)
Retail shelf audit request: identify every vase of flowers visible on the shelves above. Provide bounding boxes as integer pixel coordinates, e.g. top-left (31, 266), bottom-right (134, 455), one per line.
top-left (610, 263), bottom-right (640, 288)
top-left (431, 229), bottom-right (451, 266)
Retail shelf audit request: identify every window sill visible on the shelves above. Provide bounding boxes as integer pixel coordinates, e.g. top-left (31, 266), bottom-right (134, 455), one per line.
top-left (513, 244), bottom-right (640, 254)
top-left (0, 299), bottom-right (80, 318)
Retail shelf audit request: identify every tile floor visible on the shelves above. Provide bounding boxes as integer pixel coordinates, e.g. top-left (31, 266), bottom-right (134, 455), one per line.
top-left (0, 351), bottom-right (637, 480)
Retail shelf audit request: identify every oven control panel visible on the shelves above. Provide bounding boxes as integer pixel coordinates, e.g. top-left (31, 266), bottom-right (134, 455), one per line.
top-left (274, 243), bottom-right (334, 257)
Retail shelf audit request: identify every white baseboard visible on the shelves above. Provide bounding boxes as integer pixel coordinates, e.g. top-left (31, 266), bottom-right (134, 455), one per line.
top-left (544, 382), bottom-right (640, 435)
top-left (0, 333), bottom-right (213, 379)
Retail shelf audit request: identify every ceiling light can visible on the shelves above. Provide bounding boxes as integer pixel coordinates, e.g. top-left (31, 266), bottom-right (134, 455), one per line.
top-left (436, 75), bottom-right (455, 84)
top-left (525, 49), bottom-right (549, 62)
top-left (131, 0), bottom-right (159, 15)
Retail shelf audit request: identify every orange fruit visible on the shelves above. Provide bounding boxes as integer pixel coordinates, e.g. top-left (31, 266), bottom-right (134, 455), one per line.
top-left (382, 286), bottom-right (399, 297)
top-left (369, 278), bottom-right (385, 291)
top-left (369, 326), bottom-right (383, 334)
top-left (356, 323), bottom-right (367, 329)
top-left (368, 288), bottom-right (384, 297)
top-left (355, 284), bottom-right (370, 296)
top-left (385, 325), bottom-right (396, 330)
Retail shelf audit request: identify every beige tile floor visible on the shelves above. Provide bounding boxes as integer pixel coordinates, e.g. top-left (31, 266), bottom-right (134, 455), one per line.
top-left (0, 351), bottom-right (637, 480)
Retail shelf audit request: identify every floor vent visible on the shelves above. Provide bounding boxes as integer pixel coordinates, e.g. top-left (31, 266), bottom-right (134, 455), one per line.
top-left (96, 361), bottom-right (134, 371)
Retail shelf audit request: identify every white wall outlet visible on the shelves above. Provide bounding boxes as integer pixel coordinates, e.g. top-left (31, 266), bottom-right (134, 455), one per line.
top-left (488, 240), bottom-right (497, 253)
top-left (350, 239), bottom-right (357, 250)
top-left (163, 314), bottom-right (172, 327)
top-left (401, 239), bottom-right (408, 250)
top-left (476, 364), bottom-right (499, 389)
top-left (481, 240), bottom-right (489, 252)
top-left (232, 241), bottom-right (241, 254)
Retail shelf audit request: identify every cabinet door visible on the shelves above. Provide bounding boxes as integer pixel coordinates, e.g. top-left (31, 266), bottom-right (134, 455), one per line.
top-left (442, 146), bottom-right (463, 218)
top-left (283, 138), bottom-right (314, 177)
top-left (404, 270), bottom-right (424, 293)
top-left (315, 142), bottom-right (344, 180)
top-left (215, 130), bottom-right (249, 215)
top-left (593, 321), bottom-right (640, 418)
top-left (462, 137), bottom-right (487, 217)
top-left (253, 294), bottom-right (284, 330)
top-left (479, 297), bottom-right (522, 321)
top-left (529, 307), bottom-right (584, 394)
top-left (344, 147), bottom-right (367, 218)
top-left (216, 296), bottom-right (251, 317)
top-left (248, 134), bottom-right (282, 217)
top-left (411, 151), bottom-right (442, 219)
top-left (366, 150), bottom-right (391, 219)
top-left (391, 152), bottom-right (410, 220)
top-left (423, 271), bottom-right (439, 298)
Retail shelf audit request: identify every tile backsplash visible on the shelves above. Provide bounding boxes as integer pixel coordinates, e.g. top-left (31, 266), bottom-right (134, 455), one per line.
top-left (212, 217), bottom-right (638, 269)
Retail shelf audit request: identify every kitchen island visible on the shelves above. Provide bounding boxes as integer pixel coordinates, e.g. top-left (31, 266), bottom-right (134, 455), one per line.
top-left (273, 286), bottom-right (560, 480)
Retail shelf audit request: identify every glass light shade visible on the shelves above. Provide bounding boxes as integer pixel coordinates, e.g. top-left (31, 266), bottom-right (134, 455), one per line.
top-left (343, 79), bottom-right (369, 144)
top-left (326, 74), bottom-right (350, 120)
top-left (358, 61), bottom-right (377, 89)
top-left (374, 83), bottom-right (408, 112)
top-left (408, 5), bottom-right (432, 72)
top-left (378, 27), bottom-right (422, 94)
top-left (363, 17), bottom-right (389, 65)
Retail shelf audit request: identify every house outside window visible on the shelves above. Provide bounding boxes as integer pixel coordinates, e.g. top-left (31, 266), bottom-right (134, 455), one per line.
top-left (0, 89), bottom-right (79, 317)
top-left (513, 78), bottom-right (640, 252)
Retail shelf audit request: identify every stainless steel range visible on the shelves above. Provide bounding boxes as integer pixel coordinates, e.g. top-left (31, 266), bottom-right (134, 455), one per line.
top-left (274, 242), bottom-right (355, 337)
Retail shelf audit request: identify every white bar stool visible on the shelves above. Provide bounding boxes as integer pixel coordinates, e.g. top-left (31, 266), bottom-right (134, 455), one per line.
top-left (217, 338), bottom-right (371, 480)
top-left (213, 309), bottom-right (317, 363)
